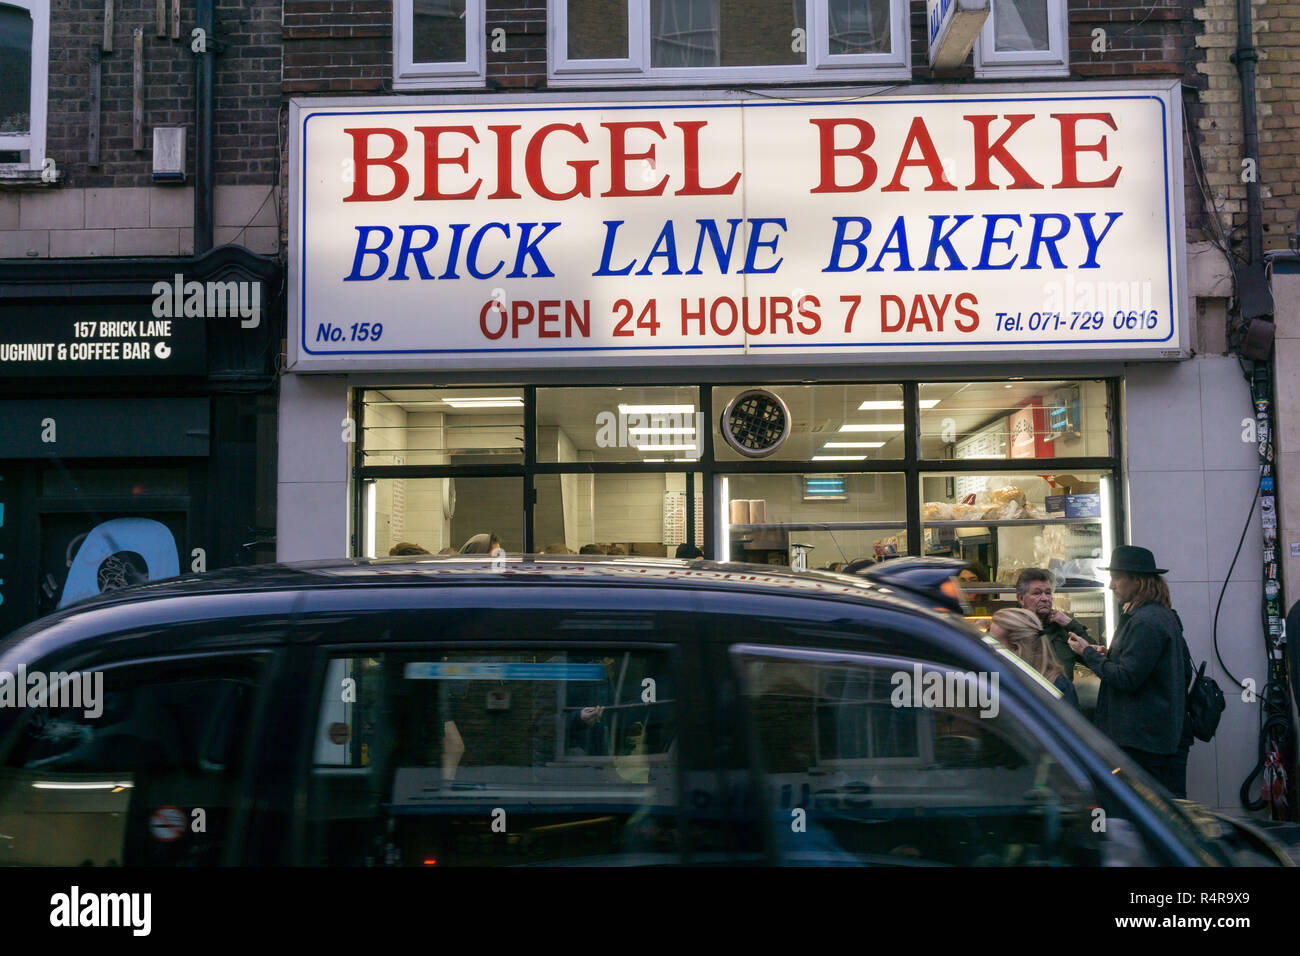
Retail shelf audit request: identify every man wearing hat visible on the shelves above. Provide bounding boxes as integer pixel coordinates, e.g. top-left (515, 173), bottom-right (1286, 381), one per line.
top-left (1067, 546), bottom-right (1193, 797)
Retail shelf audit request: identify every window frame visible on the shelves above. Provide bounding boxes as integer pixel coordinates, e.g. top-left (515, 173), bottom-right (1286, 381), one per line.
top-left (972, 0), bottom-right (1069, 79)
top-left (353, 377), bottom-right (1123, 563)
top-left (547, 0), bottom-right (912, 86)
top-left (0, 0), bottom-right (49, 177)
top-left (393, 0), bottom-right (485, 91)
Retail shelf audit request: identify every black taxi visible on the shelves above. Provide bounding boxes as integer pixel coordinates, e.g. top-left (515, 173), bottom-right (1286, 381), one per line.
top-left (0, 555), bottom-right (1287, 866)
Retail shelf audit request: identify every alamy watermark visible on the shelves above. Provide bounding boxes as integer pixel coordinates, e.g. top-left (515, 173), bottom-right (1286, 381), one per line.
top-left (152, 273), bottom-right (262, 328)
top-left (890, 665), bottom-right (999, 718)
top-left (0, 666), bottom-right (103, 719)
top-left (1041, 276), bottom-right (1154, 313)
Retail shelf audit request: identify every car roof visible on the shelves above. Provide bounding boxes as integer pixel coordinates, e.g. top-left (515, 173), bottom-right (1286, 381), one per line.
top-left (3, 555), bottom-right (961, 648)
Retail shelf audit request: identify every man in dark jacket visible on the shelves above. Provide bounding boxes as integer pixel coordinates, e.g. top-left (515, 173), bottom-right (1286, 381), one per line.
top-left (1068, 546), bottom-right (1190, 797)
top-left (1016, 568), bottom-right (1091, 674)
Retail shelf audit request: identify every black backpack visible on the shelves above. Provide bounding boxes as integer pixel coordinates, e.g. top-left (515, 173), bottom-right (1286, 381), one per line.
top-left (1178, 626), bottom-right (1225, 742)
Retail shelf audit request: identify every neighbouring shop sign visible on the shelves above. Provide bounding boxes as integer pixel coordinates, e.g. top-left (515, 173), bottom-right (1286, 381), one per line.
top-left (0, 300), bottom-right (206, 377)
top-left (290, 82), bottom-right (1186, 370)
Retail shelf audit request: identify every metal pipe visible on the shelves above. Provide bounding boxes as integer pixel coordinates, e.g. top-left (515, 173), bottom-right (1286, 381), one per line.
top-left (1234, 0), bottom-right (1263, 266)
top-left (194, 0), bottom-right (214, 253)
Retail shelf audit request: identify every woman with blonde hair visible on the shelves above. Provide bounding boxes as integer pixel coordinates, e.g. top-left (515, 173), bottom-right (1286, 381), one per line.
top-left (990, 607), bottom-right (1080, 708)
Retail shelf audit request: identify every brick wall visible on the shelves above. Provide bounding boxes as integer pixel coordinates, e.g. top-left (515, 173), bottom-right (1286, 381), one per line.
top-left (42, 0), bottom-right (280, 188)
top-left (1255, 0), bottom-right (1300, 248)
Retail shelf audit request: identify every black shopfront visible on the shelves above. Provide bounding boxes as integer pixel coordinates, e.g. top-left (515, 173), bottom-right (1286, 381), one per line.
top-left (0, 245), bottom-right (283, 636)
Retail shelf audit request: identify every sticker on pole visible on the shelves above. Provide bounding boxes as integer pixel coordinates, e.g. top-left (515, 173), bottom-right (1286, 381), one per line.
top-left (328, 721), bottom-right (352, 745)
top-left (150, 806), bottom-right (186, 842)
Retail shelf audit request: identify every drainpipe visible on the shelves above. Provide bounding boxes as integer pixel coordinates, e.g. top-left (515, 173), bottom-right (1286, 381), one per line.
top-left (1231, 0), bottom-right (1273, 329)
top-left (193, 0), bottom-right (215, 254)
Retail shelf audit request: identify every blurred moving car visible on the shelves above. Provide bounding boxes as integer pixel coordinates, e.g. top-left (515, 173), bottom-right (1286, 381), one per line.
top-left (0, 556), bottom-right (1287, 866)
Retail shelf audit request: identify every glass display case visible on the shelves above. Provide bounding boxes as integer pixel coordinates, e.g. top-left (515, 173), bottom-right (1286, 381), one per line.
top-left (919, 468), bottom-right (1114, 639)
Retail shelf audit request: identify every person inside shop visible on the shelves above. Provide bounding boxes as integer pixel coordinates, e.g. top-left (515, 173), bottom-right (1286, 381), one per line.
top-left (459, 532), bottom-right (501, 554)
top-left (579, 544), bottom-right (605, 555)
top-left (1017, 568), bottom-right (1092, 676)
top-left (1067, 546), bottom-right (1193, 798)
top-left (674, 543), bottom-right (703, 559)
top-left (989, 608), bottom-right (1080, 708)
top-left (958, 560), bottom-right (990, 584)
top-left (389, 541), bottom-right (430, 556)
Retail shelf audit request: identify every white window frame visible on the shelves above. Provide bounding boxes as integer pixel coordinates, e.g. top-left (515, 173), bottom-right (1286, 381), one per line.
top-left (549, 0), bottom-right (911, 86)
top-left (973, 0), bottom-right (1068, 79)
top-left (393, 0), bottom-right (484, 90)
top-left (0, 0), bottom-right (49, 176)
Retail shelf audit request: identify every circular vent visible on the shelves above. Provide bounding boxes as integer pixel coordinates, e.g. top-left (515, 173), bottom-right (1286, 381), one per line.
top-left (720, 389), bottom-right (791, 458)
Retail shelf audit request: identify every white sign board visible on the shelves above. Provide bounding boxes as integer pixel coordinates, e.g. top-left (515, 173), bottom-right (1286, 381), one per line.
top-left (289, 84), bottom-right (1186, 371)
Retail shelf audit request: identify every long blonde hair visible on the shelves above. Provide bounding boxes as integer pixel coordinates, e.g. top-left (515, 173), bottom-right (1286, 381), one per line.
top-left (992, 608), bottom-right (1065, 683)
top-left (1115, 572), bottom-right (1171, 611)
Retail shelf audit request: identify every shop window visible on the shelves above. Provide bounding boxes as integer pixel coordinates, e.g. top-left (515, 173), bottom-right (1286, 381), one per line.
top-left (722, 473), bottom-right (906, 569)
top-left (733, 646), bottom-right (1142, 865)
top-left (363, 477), bottom-right (522, 557)
top-left (919, 469), bottom-right (1113, 639)
top-left (534, 471), bottom-right (702, 557)
top-left (0, 1), bottom-right (48, 173)
top-left (549, 0), bottom-right (910, 85)
top-left (362, 388), bottom-right (524, 466)
top-left (0, 656), bottom-right (263, 865)
top-left (712, 384), bottom-right (906, 464)
top-left (537, 386), bottom-right (700, 465)
top-left (918, 380), bottom-right (1109, 460)
top-left (306, 648), bottom-right (679, 865)
top-left (393, 0), bottom-right (484, 90)
top-left (972, 0), bottom-right (1068, 78)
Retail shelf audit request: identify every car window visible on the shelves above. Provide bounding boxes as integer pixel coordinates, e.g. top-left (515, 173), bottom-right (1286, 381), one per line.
top-left (0, 656), bottom-right (263, 866)
top-left (733, 645), bottom-right (1160, 866)
top-left (304, 647), bottom-right (680, 866)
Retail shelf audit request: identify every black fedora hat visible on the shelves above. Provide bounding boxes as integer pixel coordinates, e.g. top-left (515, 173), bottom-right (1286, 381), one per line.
top-left (1101, 545), bottom-right (1168, 575)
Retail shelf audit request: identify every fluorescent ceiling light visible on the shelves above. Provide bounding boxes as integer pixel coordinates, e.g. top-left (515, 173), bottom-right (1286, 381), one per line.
top-left (618, 404), bottom-right (695, 415)
top-left (823, 441), bottom-right (886, 449)
top-left (839, 423), bottom-right (905, 432)
top-left (856, 399), bottom-right (941, 410)
top-left (633, 444), bottom-right (697, 452)
top-left (812, 455), bottom-right (867, 461)
top-left (628, 427), bottom-right (696, 435)
top-left (443, 397), bottom-right (524, 408)
top-left (32, 781), bottom-right (134, 790)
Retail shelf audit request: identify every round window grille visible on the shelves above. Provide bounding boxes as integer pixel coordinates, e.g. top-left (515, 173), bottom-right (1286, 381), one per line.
top-left (720, 389), bottom-right (791, 458)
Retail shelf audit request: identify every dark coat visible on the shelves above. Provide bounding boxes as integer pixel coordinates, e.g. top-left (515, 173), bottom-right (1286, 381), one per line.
top-left (1043, 616), bottom-right (1090, 673)
top-left (1080, 603), bottom-right (1187, 754)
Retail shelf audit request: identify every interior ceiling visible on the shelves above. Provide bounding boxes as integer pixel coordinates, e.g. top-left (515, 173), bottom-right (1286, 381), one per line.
top-left (366, 382), bottom-right (1088, 455)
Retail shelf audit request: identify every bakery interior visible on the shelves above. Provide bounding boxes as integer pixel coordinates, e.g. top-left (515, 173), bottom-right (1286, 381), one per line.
top-left (357, 379), bottom-right (1115, 634)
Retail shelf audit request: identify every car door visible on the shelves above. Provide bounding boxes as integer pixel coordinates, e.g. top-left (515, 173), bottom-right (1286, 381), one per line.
top-left (699, 591), bottom-right (1180, 866)
top-left (287, 583), bottom-right (716, 866)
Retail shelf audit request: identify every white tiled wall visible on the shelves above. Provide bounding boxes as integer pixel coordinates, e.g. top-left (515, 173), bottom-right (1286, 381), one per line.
top-left (1124, 354), bottom-right (1268, 812)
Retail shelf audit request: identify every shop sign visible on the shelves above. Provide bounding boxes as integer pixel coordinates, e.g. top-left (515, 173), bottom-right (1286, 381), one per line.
top-left (290, 83), bottom-right (1186, 370)
top-left (928, 0), bottom-right (989, 69)
top-left (0, 301), bottom-right (206, 377)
